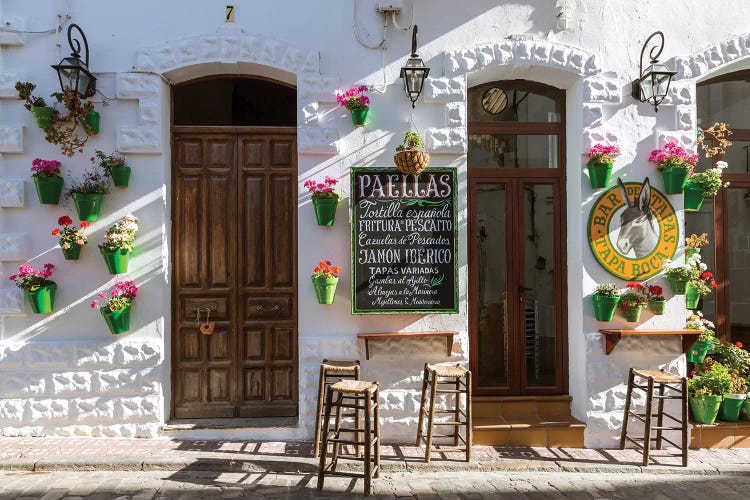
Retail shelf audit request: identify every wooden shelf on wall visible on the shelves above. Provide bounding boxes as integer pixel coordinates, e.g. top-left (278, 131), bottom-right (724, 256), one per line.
top-left (598, 329), bottom-right (702, 355)
top-left (356, 331), bottom-right (458, 360)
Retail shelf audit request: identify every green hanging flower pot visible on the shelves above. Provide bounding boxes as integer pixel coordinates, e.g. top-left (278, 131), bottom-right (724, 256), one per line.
top-left (661, 166), bottom-right (690, 194)
top-left (349, 107), bottom-right (368, 127)
top-left (689, 395), bottom-right (723, 424)
top-left (61, 244), bottom-right (83, 260)
top-left (685, 248), bottom-right (700, 262)
top-left (312, 276), bottom-right (338, 305)
top-left (592, 294), bottom-right (619, 321)
top-left (312, 196), bottom-right (339, 226)
top-left (72, 192), bottom-right (105, 222)
top-left (650, 299), bottom-right (666, 315)
top-left (683, 181), bottom-right (706, 211)
top-left (100, 247), bottom-right (131, 274)
top-left (101, 305), bottom-right (131, 335)
top-left (33, 175), bottom-right (64, 204)
top-left (81, 109), bottom-right (100, 134)
top-left (740, 398), bottom-right (750, 421)
top-left (686, 338), bottom-right (715, 363)
top-left (587, 162), bottom-right (613, 189)
top-left (24, 283), bottom-right (57, 314)
top-left (685, 283), bottom-right (701, 309)
top-left (621, 305), bottom-right (643, 322)
top-left (30, 106), bottom-right (54, 129)
top-left (110, 165), bottom-right (131, 188)
top-left (667, 276), bottom-right (689, 295)
top-left (718, 394), bottom-right (747, 422)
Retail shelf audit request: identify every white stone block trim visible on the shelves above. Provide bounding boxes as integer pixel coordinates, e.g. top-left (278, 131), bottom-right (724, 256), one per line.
top-left (582, 77), bottom-right (622, 104)
top-left (425, 127), bottom-right (467, 154)
top-left (0, 126), bottom-right (23, 153)
top-left (0, 17), bottom-right (24, 46)
top-left (0, 179), bottom-right (24, 207)
top-left (672, 33), bottom-right (750, 80)
top-left (298, 127), bottom-right (339, 155)
top-left (0, 288), bottom-right (23, 315)
top-left (115, 73), bottom-right (162, 154)
top-left (0, 71), bottom-right (23, 98)
top-left (424, 77), bottom-right (467, 104)
top-left (0, 233), bottom-right (25, 261)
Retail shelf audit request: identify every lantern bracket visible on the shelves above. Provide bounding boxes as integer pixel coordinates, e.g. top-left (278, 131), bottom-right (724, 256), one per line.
top-left (66, 24), bottom-right (90, 66)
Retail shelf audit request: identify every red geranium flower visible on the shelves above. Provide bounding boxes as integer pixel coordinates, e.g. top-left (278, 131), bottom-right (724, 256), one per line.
top-left (58, 215), bottom-right (73, 226)
top-left (51, 229), bottom-right (61, 236)
top-left (737, 342), bottom-right (744, 349)
top-left (80, 221), bottom-right (91, 228)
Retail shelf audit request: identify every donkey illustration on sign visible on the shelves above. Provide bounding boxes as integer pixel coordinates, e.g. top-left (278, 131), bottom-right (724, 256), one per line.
top-left (616, 177), bottom-right (658, 258)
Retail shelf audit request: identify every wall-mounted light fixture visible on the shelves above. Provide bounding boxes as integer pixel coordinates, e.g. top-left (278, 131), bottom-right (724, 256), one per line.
top-left (400, 25), bottom-right (430, 108)
top-left (51, 24), bottom-right (97, 98)
top-left (631, 31), bottom-right (676, 112)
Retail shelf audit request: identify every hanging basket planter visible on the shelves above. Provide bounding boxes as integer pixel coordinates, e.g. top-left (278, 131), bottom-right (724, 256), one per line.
top-left (683, 182), bottom-right (706, 211)
top-left (80, 109), bottom-right (100, 134)
top-left (30, 106), bottom-right (54, 129)
top-left (312, 197), bottom-right (339, 226)
top-left (100, 247), bottom-right (131, 274)
top-left (667, 276), bottom-right (689, 295)
top-left (686, 338), bottom-right (715, 363)
top-left (660, 166), bottom-right (690, 194)
top-left (110, 165), bottom-right (132, 188)
top-left (690, 395), bottom-right (723, 424)
top-left (394, 150), bottom-right (430, 175)
top-left (101, 305), bottom-right (131, 335)
top-left (33, 175), bottom-right (64, 204)
top-left (349, 107), bottom-right (369, 127)
top-left (621, 305), bottom-right (643, 323)
top-left (685, 283), bottom-right (701, 309)
top-left (312, 276), bottom-right (338, 305)
top-left (72, 192), bottom-right (105, 222)
top-left (592, 294), bottom-right (619, 321)
top-left (25, 283), bottom-right (57, 314)
top-left (587, 162), bottom-right (613, 189)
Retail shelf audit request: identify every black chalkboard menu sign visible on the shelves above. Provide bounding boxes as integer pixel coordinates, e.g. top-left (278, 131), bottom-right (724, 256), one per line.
top-left (350, 167), bottom-right (458, 314)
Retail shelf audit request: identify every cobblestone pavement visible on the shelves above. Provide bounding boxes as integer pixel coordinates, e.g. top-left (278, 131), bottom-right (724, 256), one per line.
top-left (2, 469), bottom-right (750, 499)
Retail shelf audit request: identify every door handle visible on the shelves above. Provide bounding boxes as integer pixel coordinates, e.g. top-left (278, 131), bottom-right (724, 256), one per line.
top-left (519, 287), bottom-right (533, 303)
top-left (256, 304), bottom-right (280, 312)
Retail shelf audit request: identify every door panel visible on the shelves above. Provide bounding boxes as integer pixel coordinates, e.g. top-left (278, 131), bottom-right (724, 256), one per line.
top-left (173, 131), bottom-right (298, 419)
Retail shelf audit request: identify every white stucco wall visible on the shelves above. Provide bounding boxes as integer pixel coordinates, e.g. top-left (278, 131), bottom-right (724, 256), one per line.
top-left (2, 0), bottom-right (750, 446)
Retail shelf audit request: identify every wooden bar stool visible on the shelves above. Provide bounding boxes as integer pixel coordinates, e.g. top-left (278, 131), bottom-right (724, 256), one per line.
top-left (317, 379), bottom-right (380, 497)
top-left (415, 363), bottom-right (472, 463)
top-left (620, 368), bottom-right (688, 466)
top-left (313, 359), bottom-right (361, 458)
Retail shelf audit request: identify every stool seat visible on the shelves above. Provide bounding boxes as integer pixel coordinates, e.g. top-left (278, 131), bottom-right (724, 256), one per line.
top-left (632, 369), bottom-right (682, 384)
top-left (427, 364), bottom-right (469, 377)
top-left (332, 379), bottom-right (377, 394)
top-left (322, 360), bottom-right (361, 372)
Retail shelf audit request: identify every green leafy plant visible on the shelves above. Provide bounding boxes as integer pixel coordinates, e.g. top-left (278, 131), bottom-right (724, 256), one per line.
top-left (396, 131), bottom-right (424, 152)
top-left (92, 150), bottom-right (127, 176)
top-left (688, 362), bottom-right (732, 397)
top-left (619, 282), bottom-right (648, 308)
top-left (100, 215), bottom-right (139, 252)
top-left (686, 312), bottom-right (717, 342)
top-left (594, 283), bottom-right (620, 297)
top-left (689, 162), bottom-right (729, 196)
top-left (706, 341), bottom-right (750, 379)
top-left (67, 164), bottom-right (111, 196)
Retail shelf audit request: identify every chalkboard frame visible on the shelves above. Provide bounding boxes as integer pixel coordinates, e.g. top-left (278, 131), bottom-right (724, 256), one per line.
top-left (350, 167), bottom-right (459, 315)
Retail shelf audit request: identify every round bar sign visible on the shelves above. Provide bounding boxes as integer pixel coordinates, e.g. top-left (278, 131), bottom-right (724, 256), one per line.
top-left (587, 177), bottom-right (678, 280)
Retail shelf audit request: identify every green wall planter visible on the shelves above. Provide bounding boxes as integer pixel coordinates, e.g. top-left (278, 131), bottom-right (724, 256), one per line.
top-left (685, 283), bottom-right (701, 309)
top-left (650, 299), bottom-right (666, 315)
top-left (82, 109), bottom-right (100, 134)
top-left (685, 248), bottom-right (700, 262)
top-left (661, 166), bottom-right (690, 194)
top-left (740, 398), bottom-right (750, 421)
top-left (312, 276), bottom-right (338, 305)
top-left (31, 106), bottom-right (54, 129)
top-left (592, 294), bottom-right (619, 321)
top-left (587, 162), bottom-right (613, 189)
top-left (101, 305), bottom-right (131, 335)
top-left (687, 338), bottom-right (715, 363)
top-left (718, 394), bottom-right (747, 422)
top-left (72, 192), bottom-right (105, 222)
top-left (24, 283), bottom-right (56, 314)
top-left (349, 107), bottom-right (368, 127)
top-left (33, 175), bottom-right (64, 204)
top-left (621, 305), bottom-right (643, 322)
top-left (684, 182), bottom-right (706, 211)
top-left (100, 247), bottom-right (131, 274)
top-left (690, 395), bottom-right (723, 424)
top-left (312, 197), bottom-right (338, 226)
top-left (667, 276), bottom-right (689, 295)
top-left (61, 244), bottom-right (83, 260)
top-left (110, 165), bottom-right (131, 188)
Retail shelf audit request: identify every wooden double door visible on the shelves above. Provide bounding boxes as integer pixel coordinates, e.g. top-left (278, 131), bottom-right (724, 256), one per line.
top-left (172, 127), bottom-right (298, 419)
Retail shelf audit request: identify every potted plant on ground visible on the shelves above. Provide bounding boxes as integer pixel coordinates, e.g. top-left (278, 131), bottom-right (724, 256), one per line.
top-left (30, 158), bottom-right (64, 205)
top-left (586, 144), bottom-right (620, 189)
top-left (336, 85), bottom-right (370, 127)
top-left (304, 176), bottom-right (340, 226)
top-left (99, 215), bottom-right (139, 274)
top-left (686, 269), bottom-right (716, 310)
top-left (67, 164), bottom-right (111, 222)
top-left (663, 258), bottom-right (697, 295)
top-left (591, 283), bottom-right (620, 321)
top-left (52, 215), bottom-right (90, 260)
top-left (648, 141), bottom-right (699, 194)
top-left (684, 161), bottom-right (730, 211)
top-left (92, 150), bottom-right (131, 188)
top-left (311, 260), bottom-right (340, 305)
top-left (394, 130), bottom-right (430, 175)
top-left (619, 282), bottom-right (648, 322)
top-left (90, 279), bottom-right (137, 335)
top-left (15, 82), bottom-right (53, 129)
top-left (704, 341), bottom-right (750, 421)
top-left (646, 284), bottom-right (666, 315)
top-left (688, 362), bottom-right (731, 424)
top-left (686, 312), bottom-right (718, 363)
top-left (8, 263), bottom-right (56, 314)
top-left (685, 233), bottom-right (709, 262)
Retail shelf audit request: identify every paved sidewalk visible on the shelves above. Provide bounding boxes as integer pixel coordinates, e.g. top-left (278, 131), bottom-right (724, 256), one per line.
top-left (0, 438), bottom-right (748, 476)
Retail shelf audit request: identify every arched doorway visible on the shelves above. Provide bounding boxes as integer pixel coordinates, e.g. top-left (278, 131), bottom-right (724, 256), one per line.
top-left (468, 80), bottom-right (568, 396)
top-left (171, 76), bottom-right (298, 419)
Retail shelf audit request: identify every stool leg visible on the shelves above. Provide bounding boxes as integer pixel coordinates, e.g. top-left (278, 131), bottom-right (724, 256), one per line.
top-left (355, 364), bottom-right (362, 459)
top-left (620, 368), bottom-right (635, 449)
top-left (425, 370), bottom-right (438, 463)
top-left (466, 371), bottom-right (473, 462)
top-left (331, 392), bottom-right (343, 471)
top-left (415, 363), bottom-right (428, 446)
top-left (373, 387), bottom-right (381, 479)
top-left (642, 376), bottom-right (655, 466)
top-left (364, 389), bottom-right (372, 497)
top-left (453, 375), bottom-right (460, 446)
top-left (681, 377), bottom-right (689, 467)
top-left (317, 386), bottom-right (333, 491)
top-left (656, 382), bottom-right (666, 450)
top-left (314, 364), bottom-right (326, 458)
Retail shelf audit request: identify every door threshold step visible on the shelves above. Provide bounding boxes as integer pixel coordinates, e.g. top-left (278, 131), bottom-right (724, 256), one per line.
top-left (163, 417), bottom-right (298, 431)
top-left (473, 416), bottom-right (585, 430)
top-left (473, 416), bottom-right (585, 447)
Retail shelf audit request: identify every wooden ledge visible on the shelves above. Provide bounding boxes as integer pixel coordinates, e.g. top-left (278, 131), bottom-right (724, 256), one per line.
top-left (356, 331), bottom-right (458, 360)
top-left (599, 329), bottom-right (702, 355)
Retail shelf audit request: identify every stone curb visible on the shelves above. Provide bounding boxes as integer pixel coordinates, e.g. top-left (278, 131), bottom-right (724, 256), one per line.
top-left (1, 456), bottom-right (747, 475)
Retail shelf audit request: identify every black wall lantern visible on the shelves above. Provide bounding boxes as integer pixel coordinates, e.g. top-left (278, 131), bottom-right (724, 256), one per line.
top-left (400, 25), bottom-right (430, 108)
top-left (52, 24), bottom-right (97, 98)
top-left (631, 31), bottom-right (676, 112)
